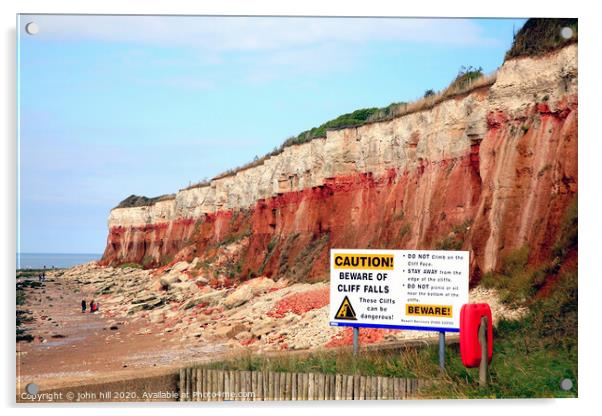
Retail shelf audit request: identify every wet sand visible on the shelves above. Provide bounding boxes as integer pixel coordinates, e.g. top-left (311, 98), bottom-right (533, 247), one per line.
top-left (16, 275), bottom-right (232, 391)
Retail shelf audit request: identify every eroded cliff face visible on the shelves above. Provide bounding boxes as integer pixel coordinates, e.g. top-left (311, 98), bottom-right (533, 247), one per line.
top-left (101, 45), bottom-right (577, 283)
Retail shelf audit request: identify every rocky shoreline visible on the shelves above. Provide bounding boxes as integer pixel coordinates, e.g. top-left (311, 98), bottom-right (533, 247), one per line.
top-left (17, 260), bottom-right (525, 388)
top-left (48, 260), bottom-right (524, 351)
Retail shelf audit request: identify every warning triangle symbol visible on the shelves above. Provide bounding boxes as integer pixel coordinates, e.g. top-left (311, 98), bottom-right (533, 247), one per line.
top-left (335, 296), bottom-right (357, 320)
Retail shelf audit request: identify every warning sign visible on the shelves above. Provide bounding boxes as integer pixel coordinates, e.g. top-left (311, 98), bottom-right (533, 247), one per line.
top-left (329, 249), bottom-right (469, 332)
top-left (335, 296), bottom-right (357, 320)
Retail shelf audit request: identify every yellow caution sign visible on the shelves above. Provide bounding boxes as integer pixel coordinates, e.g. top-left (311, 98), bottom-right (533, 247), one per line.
top-left (406, 304), bottom-right (453, 318)
top-left (335, 296), bottom-right (357, 320)
top-left (333, 254), bottom-right (394, 270)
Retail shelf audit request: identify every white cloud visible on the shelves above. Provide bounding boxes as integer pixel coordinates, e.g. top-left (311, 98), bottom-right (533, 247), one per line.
top-left (19, 15), bottom-right (504, 89)
top-left (20, 15), bottom-right (498, 50)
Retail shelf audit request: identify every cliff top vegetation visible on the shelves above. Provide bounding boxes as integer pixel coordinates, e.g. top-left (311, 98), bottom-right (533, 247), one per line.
top-left (505, 18), bottom-right (577, 60)
top-left (115, 194), bottom-right (175, 209)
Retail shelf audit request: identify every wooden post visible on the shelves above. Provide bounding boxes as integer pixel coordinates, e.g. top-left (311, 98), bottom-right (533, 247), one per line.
top-left (269, 371), bottom-right (276, 401)
top-left (335, 374), bottom-right (342, 400)
top-left (318, 373), bottom-right (325, 400)
top-left (479, 316), bottom-right (489, 387)
top-left (359, 376), bottom-right (366, 400)
top-left (203, 369), bottom-right (208, 402)
top-left (218, 370), bottom-right (225, 401)
top-left (178, 368), bottom-right (185, 401)
top-left (191, 368), bottom-right (197, 401)
top-left (346, 375), bottom-right (354, 400)
top-left (303, 373), bottom-right (309, 400)
top-left (291, 373), bottom-right (298, 401)
top-left (229, 371), bottom-right (236, 400)
top-left (279, 372), bottom-right (286, 401)
top-left (371, 376), bottom-right (378, 400)
top-left (285, 372), bottom-right (292, 400)
top-left (234, 371), bottom-right (241, 401)
top-left (185, 368), bottom-right (191, 402)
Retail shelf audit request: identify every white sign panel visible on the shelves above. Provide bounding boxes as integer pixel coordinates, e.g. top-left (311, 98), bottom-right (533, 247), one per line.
top-left (329, 249), bottom-right (469, 332)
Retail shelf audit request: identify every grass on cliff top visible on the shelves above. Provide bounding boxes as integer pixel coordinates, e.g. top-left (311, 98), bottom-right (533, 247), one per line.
top-left (505, 18), bottom-right (577, 60)
top-left (196, 66), bottom-right (495, 186)
top-left (115, 193), bottom-right (176, 209)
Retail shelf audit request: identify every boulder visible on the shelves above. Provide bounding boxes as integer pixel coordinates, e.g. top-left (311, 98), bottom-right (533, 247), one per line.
top-left (196, 289), bottom-right (227, 306)
top-left (213, 324), bottom-right (232, 339)
top-left (182, 296), bottom-right (203, 310)
top-left (159, 272), bottom-right (183, 289)
top-left (131, 293), bottom-right (158, 305)
top-left (168, 261), bottom-right (190, 274)
top-left (235, 331), bottom-right (253, 341)
top-left (244, 276), bottom-right (277, 295)
top-left (127, 304), bottom-right (145, 315)
top-left (149, 309), bottom-right (165, 323)
top-left (97, 282), bottom-right (115, 294)
top-left (222, 285), bottom-right (253, 309)
top-left (189, 257), bottom-right (200, 270)
top-left (171, 281), bottom-right (200, 295)
top-left (226, 323), bottom-right (249, 339)
top-left (250, 319), bottom-right (276, 337)
top-left (195, 276), bottom-right (209, 285)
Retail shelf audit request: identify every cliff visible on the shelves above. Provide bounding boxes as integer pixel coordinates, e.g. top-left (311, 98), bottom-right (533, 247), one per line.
top-left (100, 44), bottom-right (577, 284)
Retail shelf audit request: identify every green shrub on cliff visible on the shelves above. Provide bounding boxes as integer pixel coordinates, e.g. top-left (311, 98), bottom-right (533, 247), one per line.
top-left (448, 66), bottom-right (483, 91)
top-left (505, 18), bottom-right (578, 60)
top-left (115, 194), bottom-right (175, 209)
top-left (283, 107), bottom-right (380, 147)
top-left (480, 246), bottom-right (543, 306)
top-left (552, 199), bottom-right (578, 260)
top-left (423, 89), bottom-right (435, 98)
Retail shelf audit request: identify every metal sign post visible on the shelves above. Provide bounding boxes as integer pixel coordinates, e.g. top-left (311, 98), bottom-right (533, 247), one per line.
top-left (438, 331), bottom-right (445, 371)
top-left (353, 327), bottom-right (360, 356)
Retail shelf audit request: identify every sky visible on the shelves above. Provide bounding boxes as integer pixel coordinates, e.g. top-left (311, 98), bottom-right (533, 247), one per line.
top-left (17, 15), bottom-right (527, 254)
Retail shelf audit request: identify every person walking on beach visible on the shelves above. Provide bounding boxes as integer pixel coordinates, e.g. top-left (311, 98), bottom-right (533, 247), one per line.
top-left (81, 299), bottom-right (86, 313)
top-left (90, 300), bottom-right (98, 313)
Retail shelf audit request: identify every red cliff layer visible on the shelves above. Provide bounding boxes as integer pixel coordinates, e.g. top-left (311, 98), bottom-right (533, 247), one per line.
top-left (100, 46), bottom-right (578, 284)
top-left (101, 99), bottom-right (577, 283)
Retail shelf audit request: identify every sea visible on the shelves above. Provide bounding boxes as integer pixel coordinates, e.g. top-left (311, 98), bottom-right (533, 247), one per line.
top-left (16, 253), bottom-right (102, 270)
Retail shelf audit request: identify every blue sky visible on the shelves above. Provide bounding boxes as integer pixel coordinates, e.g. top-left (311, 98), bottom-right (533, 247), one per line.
top-left (17, 15), bottom-right (527, 254)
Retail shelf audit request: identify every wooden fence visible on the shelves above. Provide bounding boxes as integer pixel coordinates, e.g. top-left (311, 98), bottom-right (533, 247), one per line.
top-left (178, 368), bottom-right (424, 401)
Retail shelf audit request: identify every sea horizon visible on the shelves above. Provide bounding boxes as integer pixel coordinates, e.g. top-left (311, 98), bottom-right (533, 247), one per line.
top-left (16, 252), bottom-right (103, 269)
